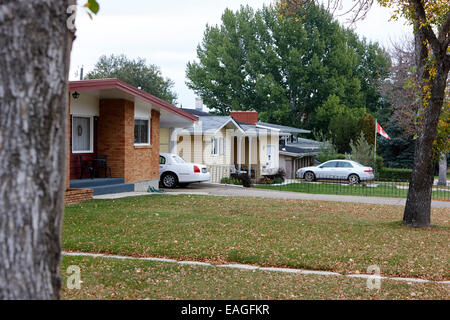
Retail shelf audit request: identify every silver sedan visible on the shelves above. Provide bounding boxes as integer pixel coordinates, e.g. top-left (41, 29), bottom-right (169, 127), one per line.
top-left (297, 160), bottom-right (374, 184)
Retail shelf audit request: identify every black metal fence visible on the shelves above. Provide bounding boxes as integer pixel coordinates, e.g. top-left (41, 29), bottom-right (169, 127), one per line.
top-left (257, 176), bottom-right (450, 201)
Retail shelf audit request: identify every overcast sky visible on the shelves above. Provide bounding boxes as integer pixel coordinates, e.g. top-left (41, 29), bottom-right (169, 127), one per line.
top-left (70, 0), bottom-right (412, 108)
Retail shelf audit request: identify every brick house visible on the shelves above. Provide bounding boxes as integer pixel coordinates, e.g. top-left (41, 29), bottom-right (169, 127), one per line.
top-left (65, 79), bottom-right (197, 204)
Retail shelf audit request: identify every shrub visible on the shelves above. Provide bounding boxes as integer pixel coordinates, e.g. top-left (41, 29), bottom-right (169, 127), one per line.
top-left (378, 167), bottom-right (412, 182)
top-left (317, 143), bottom-right (346, 162)
top-left (375, 155), bottom-right (384, 178)
top-left (221, 176), bottom-right (242, 185)
top-left (237, 173), bottom-right (252, 187)
top-left (220, 177), bottom-right (231, 184)
top-left (259, 177), bottom-right (274, 184)
top-left (347, 132), bottom-right (374, 168)
top-left (273, 177), bottom-right (283, 184)
top-left (274, 168), bottom-right (286, 181)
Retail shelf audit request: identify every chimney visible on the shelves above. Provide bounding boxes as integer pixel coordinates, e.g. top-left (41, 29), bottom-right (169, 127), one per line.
top-left (195, 97), bottom-right (203, 111)
top-left (230, 111), bottom-right (258, 125)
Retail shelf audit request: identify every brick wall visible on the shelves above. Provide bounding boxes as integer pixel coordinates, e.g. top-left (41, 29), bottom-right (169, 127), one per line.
top-left (124, 108), bottom-right (160, 182)
top-left (98, 99), bottom-right (127, 179)
top-left (64, 188), bottom-right (93, 205)
top-left (97, 99), bottom-right (160, 184)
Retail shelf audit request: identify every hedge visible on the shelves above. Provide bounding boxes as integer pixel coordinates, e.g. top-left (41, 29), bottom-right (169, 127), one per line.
top-left (377, 167), bottom-right (412, 182)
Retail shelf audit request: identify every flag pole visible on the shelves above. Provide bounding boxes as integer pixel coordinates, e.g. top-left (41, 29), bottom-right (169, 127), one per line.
top-left (374, 118), bottom-right (377, 173)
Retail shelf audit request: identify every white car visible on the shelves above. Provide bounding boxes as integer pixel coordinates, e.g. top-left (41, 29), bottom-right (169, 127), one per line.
top-left (297, 160), bottom-right (374, 184)
top-left (159, 153), bottom-right (211, 188)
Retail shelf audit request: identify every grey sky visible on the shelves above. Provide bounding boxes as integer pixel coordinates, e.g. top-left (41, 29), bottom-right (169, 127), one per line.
top-left (70, 0), bottom-right (411, 108)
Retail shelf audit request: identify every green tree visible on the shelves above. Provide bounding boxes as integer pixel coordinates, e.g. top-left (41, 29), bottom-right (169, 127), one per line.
top-left (356, 113), bottom-right (375, 146)
top-left (347, 132), bottom-right (375, 168)
top-left (86, 54), bottom-right (178, 104)
top-left (186, 4), bottom-right (390, 134)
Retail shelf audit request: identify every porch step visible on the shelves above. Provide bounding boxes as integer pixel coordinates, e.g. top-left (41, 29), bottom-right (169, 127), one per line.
top-left (70, 178), bottom-right (125, 189)
top-left (91, 183), bottom-right (135, 196)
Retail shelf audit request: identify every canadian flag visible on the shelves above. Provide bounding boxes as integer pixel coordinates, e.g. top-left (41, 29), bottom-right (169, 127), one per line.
top-left (376, 122), bottom-right (391, 140)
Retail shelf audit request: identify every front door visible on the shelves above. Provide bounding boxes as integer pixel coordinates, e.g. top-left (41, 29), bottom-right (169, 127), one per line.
top-left (267, 145), bottom-right (275, 169)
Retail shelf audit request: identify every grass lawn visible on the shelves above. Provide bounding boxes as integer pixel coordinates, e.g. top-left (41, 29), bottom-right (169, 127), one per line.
top-left (63, 195), bottom-right (450, 282)
top-left (255, 182), bottom-right (450, 201)
top-left (61, 255), bottom-right (449, 300)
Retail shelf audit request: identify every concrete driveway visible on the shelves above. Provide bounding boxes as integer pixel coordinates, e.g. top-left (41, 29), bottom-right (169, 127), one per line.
top-left (162, 183), bottom-right (450, 208)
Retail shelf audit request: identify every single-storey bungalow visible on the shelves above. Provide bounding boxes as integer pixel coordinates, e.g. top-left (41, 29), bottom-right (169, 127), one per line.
top-left (65, 78), bottom-right (197, 203)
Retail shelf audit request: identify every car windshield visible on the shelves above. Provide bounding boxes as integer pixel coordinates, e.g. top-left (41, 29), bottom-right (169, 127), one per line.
top-left (171, 155), bottom-right (186, 164)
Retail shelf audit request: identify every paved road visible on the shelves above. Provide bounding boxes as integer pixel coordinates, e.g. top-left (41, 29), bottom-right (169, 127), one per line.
top-left (163, 183), bottom-right (450, 208)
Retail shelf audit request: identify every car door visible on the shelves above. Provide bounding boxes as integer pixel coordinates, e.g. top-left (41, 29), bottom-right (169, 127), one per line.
top-left (317, 161), bottom-right (338, 178)
top-left (170, 154), bottom-right (192, 180)
top-left (336, 161), bottom-right (353, 179)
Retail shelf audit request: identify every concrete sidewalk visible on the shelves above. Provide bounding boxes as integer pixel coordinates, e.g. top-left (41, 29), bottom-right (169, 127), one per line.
top-left (163, 183), bottom-right (450, 208)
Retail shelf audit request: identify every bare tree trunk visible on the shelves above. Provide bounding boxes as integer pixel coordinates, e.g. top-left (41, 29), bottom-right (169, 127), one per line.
top-left (0, 0), bottom-right (74, 299)
top-left (403, 28), bottom-right (449, 228)
top-left (438, 153), bottom-right (447, 186)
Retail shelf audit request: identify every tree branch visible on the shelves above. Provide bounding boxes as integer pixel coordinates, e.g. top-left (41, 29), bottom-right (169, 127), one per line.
top-left (410, 0), bottom-right (441, 56)
top-left (438, 12), bottom-right (450, 44)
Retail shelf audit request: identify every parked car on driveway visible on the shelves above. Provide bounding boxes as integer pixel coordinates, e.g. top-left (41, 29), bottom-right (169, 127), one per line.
top-left (159, 153), bottom-right (210, 188)
top-left (296, 160), bottom-right (374, 184)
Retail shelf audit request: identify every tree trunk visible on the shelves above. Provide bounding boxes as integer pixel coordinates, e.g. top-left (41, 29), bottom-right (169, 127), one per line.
top-left (0, 0), bottom-right (74, 299)
top-left (403, 28), bottom-right (449, 228)
top-left (437, 153), bottom-right (447, 186)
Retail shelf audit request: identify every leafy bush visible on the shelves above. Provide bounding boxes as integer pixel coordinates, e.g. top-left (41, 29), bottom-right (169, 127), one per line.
top-left (237, 173), bottom-right (252, 187)
top-left (317, 141), bottom-right (345, 163)
top-left (375, 155), bottom-right (384, 179)
top-left (221, 176), bottom-right (242, 185)
top-left (334, 153), bottom-right (347, 160)
top-left (273, 177), bottom-right (283, 184)
top-left (275, 168), bottom-right (286, 181)
top-left (230, 173), bottom-right (252, 187)
top-left (259, 177), bottom-right (274, 184)
top-left (378, 167), bottom-right (412, 182)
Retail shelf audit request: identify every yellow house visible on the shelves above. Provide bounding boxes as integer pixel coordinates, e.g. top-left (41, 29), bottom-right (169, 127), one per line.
top-left (160, 110), bottom-right (280, 182)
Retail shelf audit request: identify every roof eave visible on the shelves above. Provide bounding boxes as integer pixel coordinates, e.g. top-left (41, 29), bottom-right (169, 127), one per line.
top-left (69, 79), bottom-right (198, 122)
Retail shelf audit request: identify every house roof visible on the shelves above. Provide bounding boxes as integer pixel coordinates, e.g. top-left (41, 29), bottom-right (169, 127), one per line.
top-left (279, 145), bottom-right (320, 157)
top-left (256, 121), bottom-right (310, 134)
top-left (177, 116), bottom-right (244, 134)
top-left (69, 78), bottom-right (198, 122)
top-left (180, 108), bottom-right (213, 117)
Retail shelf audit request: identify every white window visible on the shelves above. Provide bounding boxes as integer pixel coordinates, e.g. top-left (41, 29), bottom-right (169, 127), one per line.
top-left (134, 118), bottom-right (150, 145)
top-left (211, 137), bottom-right (218, 155)
top-left (72, 116), bottom-right (93, 153)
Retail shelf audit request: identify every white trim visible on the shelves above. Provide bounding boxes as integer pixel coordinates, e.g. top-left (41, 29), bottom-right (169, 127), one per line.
top-left (134, 116), bottom-right (151, 146)
top-left (214, 118), bottom-right (245, 134)
top-left (71, 114), bottom-right (94, 154)
top-left (255, 124), bottom-right (281, 132)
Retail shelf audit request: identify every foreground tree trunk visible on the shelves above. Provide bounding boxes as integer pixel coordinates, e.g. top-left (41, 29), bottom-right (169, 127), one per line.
top-left (0, 0), bottom-right (74, 299)
top-left (437, 153), bottom-right (447, 186)
top-left (403, 18), bottom-right (449, 227)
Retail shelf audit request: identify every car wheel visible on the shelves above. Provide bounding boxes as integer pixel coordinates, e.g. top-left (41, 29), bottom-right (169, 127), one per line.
top-left (348, 174), bottom-right (360, 184)
top-left (304, 171), bottom-right (316, 182)
top-left (161, 173), bottom-right (178, 188)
